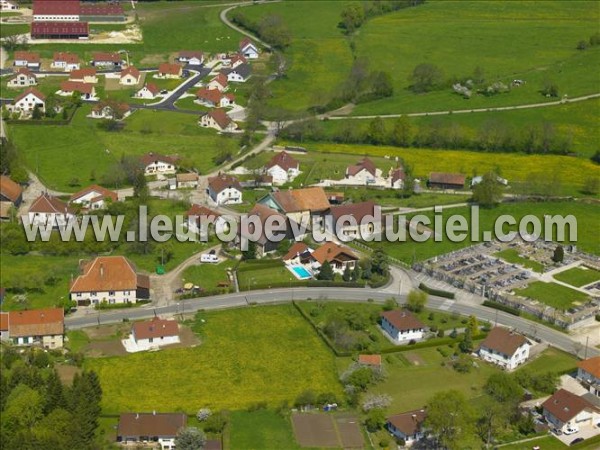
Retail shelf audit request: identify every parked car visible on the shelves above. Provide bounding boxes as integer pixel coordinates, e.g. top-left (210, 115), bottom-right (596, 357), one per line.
top-left (160, 89), bottom-right (168, 95)
top-left (564, 426), bottom-right (579, 435)
top-left (570, 437), bottom-right (584, 446)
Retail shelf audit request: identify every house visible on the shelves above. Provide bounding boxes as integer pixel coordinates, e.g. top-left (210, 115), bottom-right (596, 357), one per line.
top-left (221, 63), bottom-right (251, 83)
top-left (157, 63), bottom-right (182, 79)
top-left (185, 204), bottom-right (228, 238)
top-left (258, 187), bottom-right (330, 230)
top-left (346, 157), bottom-right (381, 184)
top-left (386, 409), bottom-right (427, 446)
top-left (7, 68), bottom-right (37, 88)
top-left (195, 88), bottom-right (235, 108)
top-left (311, 242), bottom-right (358, 273)
top-left (52, 52), bottom-right (80, 71)
top-left (70, 184), bottom-right (118, 210)
top-left (326, 201), bottom-right (380, 240)
top-left (0, 313), bottom-right (8, 341)
top-left (542, 389), bottom-right (600, 433)
top-left (242, 204), bottom-right (291, 257)
top-left (135, 83), bottom-right (159, 100)
top-left (127, 317), bottom-right (180, 352)
top-left (89, 101), bottom-right (130, 120)
top-left (32, 0), bottom-right (80, 21)
top-left (177, 51), bottom-right (204, 66)
top-left (358, 354), bottom-right (382, 367)
top-left (239, 37), bottom-right (259, 59)
top-left (140, 153), bottom-right (178, 176)
top-left (477, 327), bottom-right (530, 370)
top-left (91, 52), bottom-right (122, 68)
top-left (31, 21), bottom-right (89, 40)
top-left (117, 412), bottom-right (187, 450)
top-left (13, 88), bottom-right (46, 114)
top-left (282, 241), bottom-right (313, 264)
top-left (230, 53), bottom-right (247, 69)
top-left (59, 80), bottom-right (96, 100)
top-left (69, 67), bottom-right (98, 84)
top-left (13, 51), bottom-right (41, 69)
top-left (70, 256), bottom-right (150, 306)
top-left (327, 192), bottom-right (345, 205)
top-left (27, 193), bottom-right (75, 228)
top-left (0, 176), bottom-right (23, 207)
top-left (380, 310), bottom-right (427, 343)
top-left (207, 174), bottom-right (242, 205)
top-left (1, 0), bottom-right (19, 11)
top-left (1, 308), bottom-right (64, 349)
top-left (264, 151), bottom-right (300, 185)
top-left (389, 167), bottom-right (406, 189)
top-left (120, 66), bottom-right (141, 86)
top-left (176, 173), bottom-right (199, 189)
top-left (199, 109), bottom-right (237, 132)
top-left (206, 73), bottom-right (228, 92)
top-left (577, 357), bottom-right (600, 397)
top-left (428, 172), bottom-right (466, 190)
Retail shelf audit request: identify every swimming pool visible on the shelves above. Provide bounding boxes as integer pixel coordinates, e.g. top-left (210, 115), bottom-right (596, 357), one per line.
top-left (288, 264), bottom-right (312, 280)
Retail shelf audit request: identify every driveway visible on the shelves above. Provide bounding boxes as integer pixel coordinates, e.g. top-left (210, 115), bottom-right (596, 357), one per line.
top-left (555, 424), bottom-right (600, 446)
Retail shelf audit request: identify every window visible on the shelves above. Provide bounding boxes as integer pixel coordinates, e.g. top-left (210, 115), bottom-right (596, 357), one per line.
top-left (109, 291), bottom-right (115, 296)
top-left (76, 293), bottom-right (82, 297)
top-left (91, 291), bottom-right (97, 296)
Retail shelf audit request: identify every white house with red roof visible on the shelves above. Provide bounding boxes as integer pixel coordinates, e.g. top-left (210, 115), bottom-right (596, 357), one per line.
top-left (264, 151), bottom-right (300, 185)
top-left (185, 204), bottom-right (228, 238)
top-left (157, 63), bottom-right (182, 79)
top-left (177, 51), bottom-right (204, 65)
top-left (196, 88), bottom-right (235, 108)
top-left (0, 308), bottom-right (64, 349)
top-left (58, 80), bottom-right (97, 100)
top-left (389, 167), bottom-right (406, 189)
top-left (206, 73), bottom-right (228, 92)
top-left (70, 184), bottom-right (118, 210)
top-left (207, 174), bottom-right (242, 205)
top-left (135, 83), bottom-right (160, 100)
top-left (27, 193), bottom-right (75, 228)
top-left (239, 37), bottom-right (259, 59)
top-left (120, 66), bottom-right (141, 86)
top-left (230, 53), bottom-right (247, 69)
top-left (52, 52), bottom-right (80, 71)
top-left (477, 327), bottom-right (530, 370)
top-left (345, 157), bottom-right (381, 185)
top-left (123, 317), bottom-right (180, 352)
top-left (380, 310), bottom-right (427, 344)
top-left (69, 67), bottom-right (98, 84)
top-left (7, 68), bottom-right (37, 88)
top-left (12, 88), bottom-right (45, 114)
top-left (1, 0), bottom-right (19, 11)
top-left (542, 389), bottom-right (600, 434)
top-left (577, 356), bottom-right (600, 397)
top-left (199, 109), bottom-right (237, 132)
top-left (13, 51), bottom-right (40, 69)
top-left (140, 153), bottom-right (178, 176)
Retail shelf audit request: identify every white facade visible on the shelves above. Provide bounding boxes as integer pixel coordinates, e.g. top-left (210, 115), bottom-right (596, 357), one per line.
top-left (478, 342), bottom-right (530, 370)
top-left (208, 186), bottom-right (242, 205)
top-left (577, 367), bottom-right (600, 397)
top-left (14, 93), bottom-right (45, 113)
top-left (380, 318), bottom-right (425, 343)
top-left (226, 71), bottom-right (248, 83)
top-left (144, 160), bottom-right (176, 176)
top-left (27, 211), bottom-right (74, 229)
top-left (544, 408), bottom-right (600, 434)
top-left (123, 333), bottom-right (180, 353)
top-left (135, 86), bottom-right (157, 99)
top-left (241, 44), bottom-right (259, 59)
top-left (71, 289), bottom-right (137, 306)
top-left (13, 334), bottom-right (63, 349)
top-left (7, 73), bottom-right (37, 88)
top-left (199, 113), bottom-right (236, 132)
top-left (33, 13), bottom-right (79, 21)
top-left (120, 73), bottom-right (139, 85)
top-left (387, 423), bottom-right (424, 447)
top-left (187, 215), bottom-right (228, 239)
top-left (266, 165), bottom-right (300, 185)
top-left (207, 79), bottom-right (227, 92)
top-left (346, 168), bottom-right (381, 185)
top-left (71, 191), bottom-right (111, 210)
top-left (1, 0), bottom-right (19, 11)
top-left (52, 60), bottom-right (80, 71)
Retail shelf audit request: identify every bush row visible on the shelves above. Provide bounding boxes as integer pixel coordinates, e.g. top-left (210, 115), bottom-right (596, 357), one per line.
top-left (418, 283), bottom-right (455, 299)
top-left (482, 300), bottom-right (521, 316)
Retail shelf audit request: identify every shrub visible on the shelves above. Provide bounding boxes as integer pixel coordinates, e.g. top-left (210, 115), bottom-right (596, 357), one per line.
top-left (418, 283), bottom-right (455, 299)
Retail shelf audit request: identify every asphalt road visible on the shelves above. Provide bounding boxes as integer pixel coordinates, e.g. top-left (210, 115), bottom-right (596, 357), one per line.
top-left (65, 287), bottom-right (599, 358)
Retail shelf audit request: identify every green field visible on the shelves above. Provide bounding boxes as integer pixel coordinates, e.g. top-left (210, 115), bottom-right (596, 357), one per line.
top-left (0, 23), bottom-right (28, 38)
top-left (515, 281), bottom-right (590, 310)
top-left (227, 410), bottom-right (300, 450)
top-left (553, 266), bottom-right (600, 287)
top-left (181, 258), bottom-right (236, 293)
top-left (237, 260), bottom-right (307, 290)
top-left (86, 305), bottom-right (343, 413)
top-left (9, 106), bottom-right (240, 192)
top-left (494, 249), bottom-right (545, 273)
top-left (516, 347), bottom-right (577, 375)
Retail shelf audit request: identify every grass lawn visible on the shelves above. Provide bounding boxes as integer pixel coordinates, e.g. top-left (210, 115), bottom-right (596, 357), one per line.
top-left (65, 330), bottom-right (91, 353)
top-left (0, 23), bottom-right (28, 37)
top-left (174, 95), bottom-right (211, 112)
top-left (494, 248), bottom-right (545, 273)
top-left (86, 305), bottom-right (343, 413)
top-left (517, 347), bottom-right (577, 375)
top-left (237, 260), bottom-right (306, 291)
top-left (9, 106), bottom-right (240, 192)
top-left (227, 410), bottom-right (300, 450)
top-left (553, 266), bottom-right (600, 288)
top-left (498, 435), bottom-right (567, 450)
top-left (515, 281), bottom-right (590, 310)
top-left (331, 188), bottom-right (471, 210)
top-left (181, 259), bottom-right (236, 293)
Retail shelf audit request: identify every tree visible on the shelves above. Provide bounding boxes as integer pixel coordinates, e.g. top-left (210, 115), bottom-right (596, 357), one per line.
top-left (541, 80), bottom-right (559, 97)
top-left (132, 171), bottom-right (148, 202)
top-left (458, 327), bottom-right (473, 353)
top-left (3, 384), bottom-right (44, 432)
top-left (295, 389), bottom-right (317, 407)
top-left (476, 395), bottom-right (510, 448)
top-left (364, 408), bottom-right (386, 432)
top-left (425, 390), bottom-right (474, 449)
top-left (44, 369), bottom-right (66, 414)
top-left (342, 264), bottom-right (352, 282)
top-left (366, 117), bottom-right (386, 145)
top-left (391, 116), bottom-right (413, 147)
top-left (383, 298), bottom-right (397, 311)
top-left (31, 105), bottom-right (43, 120)
top-left (409, 63), bottom-right (444, 93)
top-left (317, 261), bottom-right (335, 280)
top-left (582, 176), bottom-right (599, 195)
top-left (371, 249), bottom-right (389, 276)
top-left (472, 171), bottom-right (504, 208)
top-left (196, 409), bottom-right (211, 422)
top-left (484, 373), bottom-right (523, 405)
top-left (174, 427), bottom-right (206, 450)
top-left (33, 408), bottom-right (73, 450)
top-left (339, 2), bottom-right (365, 34)
top-left (351, 263), bottom-right (361, 281)
top-left (361, 393), bottom-right (392, 412)
top-left (552, 245), bottom-right (564, 263)
top-left (467, 315), bottom-right (479, 337)
top-left (369, 71), bottom-right (394, 98)
top-left (242, 240), bottom-right (257, 261)
top-left (347, 366), bottom-right (374, 391)
top-left (258, 14), bottom-right (291, 49)
top-left (204, 411), bottom-right (227, 433)
top-left (406, 289), bottom-right (427, 313)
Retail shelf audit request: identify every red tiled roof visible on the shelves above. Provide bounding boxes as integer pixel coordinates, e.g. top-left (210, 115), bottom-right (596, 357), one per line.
top-left (14, 87), bottom-right (46, 104)
top-left (196, 88), bottom-right (223, 105)
top-left (28, 193), bottom-right (74, 215)
top-left (158, 63), bottom-right (182, 76)
top-left (578, 356), bottom-right (600, 379)
top-left (70, 256), bottom-right (142, 293)
top-left (61, 80), bottom-right (94, 95)
top-left (139, 153), bottom-right (178, 167)
top-left (230, 54), bottom-right (247, 65)
top-left (210, 73), bottom-right (228, 88)
top-left (328, 201), bottom-right (378, 224)
top-left (479, 327), bottom-right (528, 357)
top-left (117, 413), bottom-right (187, 438)
top-left (121, 66), bottom-right (140, 79)
top-left (80, 3), bottom-right (123, 16)
top-left (266, 151), bottom-right (299, 171)
top-left (387, 409), bottom-right (427, 436)
top-left (69, 67), bottom-right (96, 80)
top-left (12, 67), bottom-right (36, 78)
top-left (359, 354), bottom-right (382, 366)
top-left (0, 176), bottom-right (23, 203)
top-left (311, 242), bottom-right (357, 265)
top-left (271, 187), bottom-right (330, 213)
top-left (14, 51), bottom-right (40, 63)
top-left (208, 174), bottom-right (241, 194)
top-left (8, 308), bottom-right (64, 338)
top-left (429, 172), bottom-right (466, 186)
top-left (542, 389), bottom-right (597, 423)
top-left (185, 204), bottom-right (220, 219)
top-left (33, 0), bottom-right (80, 16)
top-left (282, 241), bottom-right (309, 261)
top-left (347, 157), bottom-right (377, 177)
top-left (70, 184), bottom-right (118, 203)
top-left (206, 108), bottom-right (233, 130)
top-left (142, 83), bottom-right (159, 95)
top-left (133, 317), bottom-right (179, 340)
top-left (391, 167), bottom-right (405, 184)
top-left (53, 52), bottom-right (79, 64)
top-left (31, 21), bottom-right (89, 37)
top-left (0, 313), bottom-right (8, 332)
top-left (92, 52), bottom-right (121, 63)
top-left (239, 37), bottom-right (254, 50)
top-left (178, 51), bottom-right (203, 60)
top-left (380, 310), bottom-right (426, 332)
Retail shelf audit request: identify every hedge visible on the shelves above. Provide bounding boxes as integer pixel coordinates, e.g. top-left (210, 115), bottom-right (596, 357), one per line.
top-left (237, 279), bottom-right (365, 292)
top-left (236, 259), bottom-right (285, 272)
top-left (482, 300), bottom-right (521, 316)
top-left (379, 334), bottom-right (488, 354)
top-left (418, 283), bottom-right (455, 299)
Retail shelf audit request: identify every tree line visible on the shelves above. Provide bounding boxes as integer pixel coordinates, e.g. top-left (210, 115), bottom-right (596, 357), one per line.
top-left (339, 0), bottom-right (426, 34)
top-left (229, 10), bottom-right (292, 50)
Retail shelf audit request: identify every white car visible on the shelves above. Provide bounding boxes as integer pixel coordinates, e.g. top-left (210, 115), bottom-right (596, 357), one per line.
top-left (200, 253), bottom-right (219, 263)
top-left (564, 426), bottom-right (579, 435)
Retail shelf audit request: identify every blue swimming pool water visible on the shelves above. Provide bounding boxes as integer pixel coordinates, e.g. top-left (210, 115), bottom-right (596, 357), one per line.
top-left (291, 265), bottom-right (311, 279)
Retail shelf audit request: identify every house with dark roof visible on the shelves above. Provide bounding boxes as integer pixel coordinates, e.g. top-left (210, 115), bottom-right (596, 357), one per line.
top-left (542, 389), bottom-right (600, 433)
top-left (428, 172), bottom-right (466, 190)
top-left (13, 88), bottom-right (46, 114)
top-left (207, 174), bottom-right (242, 205)
top-left (386, 409), bottom-right (427, 446)
top-left (27, 193), bottom-right (75, 229)
top-left (124, 317), bottom-right (180, 352)
top-left (380, 310), bottom-right (427, 344)
top-left (140, 153), bottom-right (178, 176)
top-left (221, 62), bottom-right (251, 83)
top-left (7, 68), bottom-right (37, 88)
top-left (185, 204), bottom-right (227, 238)
top-left (0, 176), bottom-right (23, 207)
top-left (577, 357), bottom-right (600, 397)
top-left (70, 256), bottom-right (150, 306)
top-left (258, 187), bottom-right (330, 232)
top-left (241, 204), bottom-right (292, 257)
top-left (345, 157), bottom-right (381, 185)
top-left (389, 167), bottom-right (406, 189)
top-left (1, 308), bottom-right (64, 349)
top-left (177, 51), bottom-right (204, 65)
top-left (117, 412), bottom-right (187, 449)
top-left (477, 327), bottom-right (530, 370)
top-left (70, 184), bottom-right (118, 210)
top-left (239, 37), bottom-right (259, 59)
top-left (326, 201), bottom-right (380, 240)
top-left (157, 63), bottom-right (182, 79)
top-left (199, 109), bottom-right (237, 132)
top-left (282, 242), bottom-right (313, 264)
top-left (264, 151), bottom-right (300, 185)
top-left (13, 51), bottom-right (40, 69)
top-left (32, 0), bottom-right (80, 21)
top-left (52, 52), bottom-right (80, 71)
top-left (135, 82), bottom-right (160, 100)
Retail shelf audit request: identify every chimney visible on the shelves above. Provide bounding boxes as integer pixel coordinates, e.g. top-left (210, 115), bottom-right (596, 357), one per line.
top-left (135, 413), bottom-right (139, 420)
top-left (100, 263), bottom-right (104, 278)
